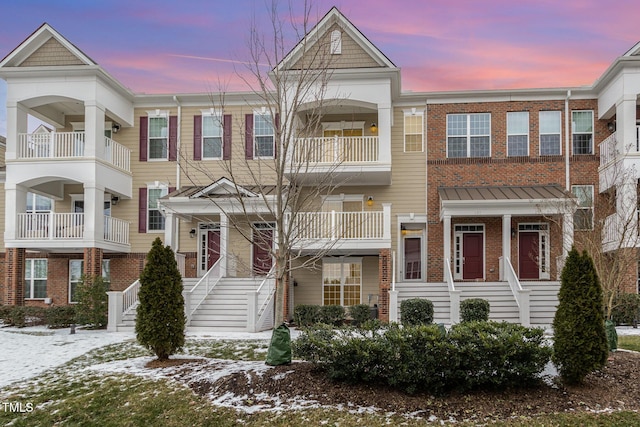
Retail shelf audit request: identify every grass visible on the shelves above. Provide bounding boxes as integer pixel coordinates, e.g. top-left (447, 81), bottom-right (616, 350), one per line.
top-left (618, 334), bottom-right (640, 352)
top-left (1, 336), bottom-right (640, 426)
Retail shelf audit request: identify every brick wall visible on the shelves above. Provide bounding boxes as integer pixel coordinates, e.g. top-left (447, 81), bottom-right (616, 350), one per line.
top-left (426, 99), bottom-right (602, 282)
top-left (378, 248), bottom-right (391, 322)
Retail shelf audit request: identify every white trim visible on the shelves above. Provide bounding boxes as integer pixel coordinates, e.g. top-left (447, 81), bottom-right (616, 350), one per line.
top-left (201, 111), bottom-right (223, 160)
top-left (253, 110), bottom-right (275, 159)
top-left (539, 111), bottom-right (562, 156)
top-left (322, 193), bottom-right (364, 203)
top-left (446, 113), bottom-right (491, 158)
top-left (147, 183), bottom-right (169, 233)
top-left (197, 222), bottom-right (221, 276)
top-left (330, 29), bottom-right (342, 55)
top-left (403, 110), bottom-right (424, 153)
top-left (25, 258), bottom-right (48, 300)
top-left (321, 121), bottom-right (366, 132)
top-left (571, 110), bottom-right (594, 155)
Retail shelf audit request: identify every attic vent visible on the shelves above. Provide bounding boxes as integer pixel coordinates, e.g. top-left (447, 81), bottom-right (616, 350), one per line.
top-left (330, 30), bottom-right (342, 55)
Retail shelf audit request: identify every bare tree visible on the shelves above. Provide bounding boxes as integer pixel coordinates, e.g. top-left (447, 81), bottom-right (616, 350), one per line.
top-left (548, 136), bottom-right (639, 319)
top-left (181, 1), bottom-right (365, 326)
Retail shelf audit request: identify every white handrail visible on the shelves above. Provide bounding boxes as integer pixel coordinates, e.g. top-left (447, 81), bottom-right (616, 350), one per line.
top-left (187, 256), bottom-right (224, 317)
top-left (294, 136), bottom-right (379, 163)
top-left (445, 258), bottom-right (461, 324)
top-left (287, 210), bottom-right (385, 240)
top-left (391, 250), bottom-right (396, 292)
top-left (444, 258), bottom-right (456, 292)
top-left (122, 279), bottom-right (141, 314)
top-left (502, 256), bottom-right (530, 326)
top-left (255, 265), bottom-right (276, 331)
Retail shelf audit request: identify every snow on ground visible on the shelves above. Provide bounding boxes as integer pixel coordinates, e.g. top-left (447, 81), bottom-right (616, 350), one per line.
top-left (0, 324), bottom-right (637, 392)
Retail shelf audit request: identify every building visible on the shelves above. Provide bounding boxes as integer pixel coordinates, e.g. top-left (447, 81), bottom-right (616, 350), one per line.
top-left (0, 8), bottom-right (637, 331)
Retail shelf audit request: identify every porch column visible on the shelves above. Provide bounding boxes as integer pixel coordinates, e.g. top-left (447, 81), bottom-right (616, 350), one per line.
top-left (562, 212), bottom-right (574, 257)
top-left (220, 212), bottom-right (229, 277)
top-left (615, 95), bottom-right (637, 154)
top-left (83, 184), bottom-right (105, 245)
top-left (4, 183), bottom-right (27, 242)
top-left (443, 215), bottom-right (452, 279)
top-left (83, 247), bottom-right (103, 277)
top-left (378, 104), bottom-right (392, 163)
top-left (5, 102), bottom-right (28, 161)
top-left (84, 101), bottom-right (106, 159)
top-left (163, 212), bottom-right (177, 251)
top-left (502, 214), bottom-right (512, 280)
top-left (382, 203), bottom-right (391, 240)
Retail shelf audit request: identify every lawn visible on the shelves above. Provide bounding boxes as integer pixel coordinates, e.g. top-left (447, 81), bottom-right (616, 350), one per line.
top-left (1, 334), bottom-right (640, 426)
top-left (618, 334), bottom-right (640, 352)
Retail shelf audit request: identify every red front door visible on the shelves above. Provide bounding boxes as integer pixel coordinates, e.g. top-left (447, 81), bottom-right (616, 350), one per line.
top-left (404, 237), bottom-right (421, 280)
top-left (519, 232), bottom-right (539, 279)
top-left (252, 228), bottom-right (273, 275)
top-left (463, 233), bottom-right (483, 280)
top-left (207, 230), bottom-right (221, 269)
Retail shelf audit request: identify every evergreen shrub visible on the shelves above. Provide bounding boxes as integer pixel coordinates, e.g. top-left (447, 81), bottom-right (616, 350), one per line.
top-left (293, 304), bottom-right (320, 327)
top-left (45, 306), bottom-right (76, 328)
top-left (349, 304), bottom-right (372, 326)
top-left (460, 298), bottom-right (490, 322)
top-left (74, 275), bottom-right (109, 328)
top-left (400, 298), bottom-right (434, 326)
top-left (318, 305), bottom-right (345, 326)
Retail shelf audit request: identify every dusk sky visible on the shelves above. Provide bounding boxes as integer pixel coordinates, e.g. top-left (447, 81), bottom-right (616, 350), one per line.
top-left (1, 0), bottom-right (640, 137)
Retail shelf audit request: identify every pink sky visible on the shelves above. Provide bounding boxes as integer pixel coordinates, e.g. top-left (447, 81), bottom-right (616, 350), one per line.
top-left (1, 0), bottom-right (640, 98)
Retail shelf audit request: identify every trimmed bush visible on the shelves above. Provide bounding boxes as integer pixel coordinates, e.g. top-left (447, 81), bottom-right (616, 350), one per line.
top-left (75, 275), bottom-right (109, 329)
top-left (460, 298), bottom-right (490, 322)
top-left (293, 321), bottom-right (550, 394)
top-left (319, 305), bottom-right (345, 326)
top-left (349, 304), bottom-right (372, 326)
top-left (0, 306), bottom-right (46, 327)
top-left (293, 304), bottom-right (321, 327)
top-left (400, 298), bottom-right (434, 326)
top-left (136, 237), bottom-right (185, 361)
top-left (553, 247), bottom-right (608, 385)
top-left (611, 293), bottom-right (640, 326)
top-left (45, 306), bottom-right (76, 329)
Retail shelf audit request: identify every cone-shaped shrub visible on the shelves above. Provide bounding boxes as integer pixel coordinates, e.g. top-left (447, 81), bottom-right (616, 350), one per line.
top-left (552, 247), bottom-right (607, 384)
top-left (136, 237), bottom-right (185, 360)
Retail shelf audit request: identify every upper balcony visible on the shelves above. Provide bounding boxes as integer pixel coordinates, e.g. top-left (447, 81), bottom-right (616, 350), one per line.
top-left (285, 204), bottom-right (391, 255)
top-left (9, 212), bottom-right (130, 252)
top-left (17, 132), bottom-right (131, 173)
top-left (599, 126), bottom-right (640, 192)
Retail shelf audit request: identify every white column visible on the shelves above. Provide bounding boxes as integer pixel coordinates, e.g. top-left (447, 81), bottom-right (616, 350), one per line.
top-left (616, 95), bottom-right (637, 154)
top-left (6, 102), bottom-right (28, 161)
top-left (164, 212), bottom-right (176, 250)
top-left (4, 183), bottom-right (27, 242)
top-left (378, 105), bottom-right (392, 163)
top-left (562, 212), bottom-right (574, 256)
top-left (220, 213), bottom-right (229, 277)
top-left (443, 215), bottom-right (451, 279)
top-left (84, 184), bottom-right (105, 245)
top-left (502, 214), bottom-right (512, 280)
top-left (382, 203), bottom-right (391, 240)
top-left (388, 290), bottom-right (398, 323)
top-left (85, 101), bottom-right (106, 158)
top-left (106, 291), bottom-right (123, 332)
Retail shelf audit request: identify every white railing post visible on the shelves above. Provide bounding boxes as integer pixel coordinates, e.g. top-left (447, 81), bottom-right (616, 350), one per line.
top-left (445, 258), bottom-right (460, 324)
top-left (107, 291), bottom-right (123, 332)
top-left (518, 289), bottom-right (531, 327)
top-left (246, 290), bottom-right (258, 333)
top-left (331, 210), bottom-right (336, 240)
top-left (183, 289), bottom-right (191, 326)
top-left (388, 289), bottom-right (398, 323)
top-left (382, 203), bottom-right (391, 240)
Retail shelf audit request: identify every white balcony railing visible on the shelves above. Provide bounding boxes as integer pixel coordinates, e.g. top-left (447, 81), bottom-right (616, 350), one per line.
top-left (16, 132), bottom-right (131, 173)
top-left (289, 210), bottom-right (385, 240)
top-left (17, 212), bottom-right (84, 239)
top-left (104, 216), bottom-right (130, 245)
top-left (18, 132), bottom-right (85, 158)
top-left (293, 136), bottom-right (379, 164)
top-left (17, 212), bottom-right (129, 245)
top-left (599, 131), bottom-right (617, 166)
top-left (103, 136), bottom-right (131, 172)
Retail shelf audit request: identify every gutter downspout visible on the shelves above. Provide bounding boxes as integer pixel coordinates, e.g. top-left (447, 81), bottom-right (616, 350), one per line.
top-left (424, 100), bottom-right (429, 284)
top-left (173, 95), bottom-right (182, 253)
top-left (565, 90), bottom-right (571, 190)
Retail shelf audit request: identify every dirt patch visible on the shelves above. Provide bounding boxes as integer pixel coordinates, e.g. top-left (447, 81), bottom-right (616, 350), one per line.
top-left (186, 351), bottom-right (640, 421)
top-left (145, 358), bottom-right (206, 369)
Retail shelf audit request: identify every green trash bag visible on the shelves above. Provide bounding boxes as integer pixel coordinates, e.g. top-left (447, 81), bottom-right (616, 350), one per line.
top-left (265, 323), bottom-right (292, 366)
top-left (605, 319), bottom-right (618, 351)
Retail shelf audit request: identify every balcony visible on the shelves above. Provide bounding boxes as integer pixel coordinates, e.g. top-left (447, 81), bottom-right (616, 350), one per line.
top-left (17, 132), bottom-right (131, 173)
top-left (14, 212), bottom-right (130, 251)
top-left (599, 126), bottom-right (640, 192)
top-left (602, 212), bottom-right (639, 252)
top-left (286, 136), bottom-right (391, 185)
top-left (286, 206), bottom-right (391, 254)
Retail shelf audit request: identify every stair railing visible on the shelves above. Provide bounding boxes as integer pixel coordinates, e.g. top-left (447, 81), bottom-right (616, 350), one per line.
top-left (501, 256), bottom-right (531, 326)
top-left (252, 265), bottom-right (276, 332)
top-left (185, 256), bottom-right (225, 325)
top-left (445, 258), bottom-right (461, 324)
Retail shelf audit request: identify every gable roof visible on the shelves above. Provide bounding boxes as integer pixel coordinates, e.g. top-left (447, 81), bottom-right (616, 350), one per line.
top-left (166, 178), bottom-right (278, 200)
top-left (0, 23), bottom-right (97, 68)
top-left (276, 7), bottom-right (395, 73)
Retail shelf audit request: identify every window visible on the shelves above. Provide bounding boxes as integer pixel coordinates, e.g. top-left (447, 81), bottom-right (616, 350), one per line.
top-left (447, 113), bottom-right (491, 158)
top-left (148, 185), bottom-right (168, 231)
top-left (25, 259), bottom-right (47, 299)
top-left (202, 113), bottom-right (223, 159)
top-left (322, 258), bottom-right (362, 306)
top-left (507, 112), bottom-right (529, 156)
top-left (539, 111), bottom-right (562, 156)
top-left (148, 116), bottom-right (168, 159)
top-left (572, 185), bottom-right (594, 230)
top-left (69, 259), bottom-right (111, 303)
top-left (572, 111), bottom-right (593, 155)
top-left (26, 192), bottom-right (52, 213)
top-left (254, 112), bottom-right (275, 158)
top-left (404, 111), bottom-right (424, 152)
